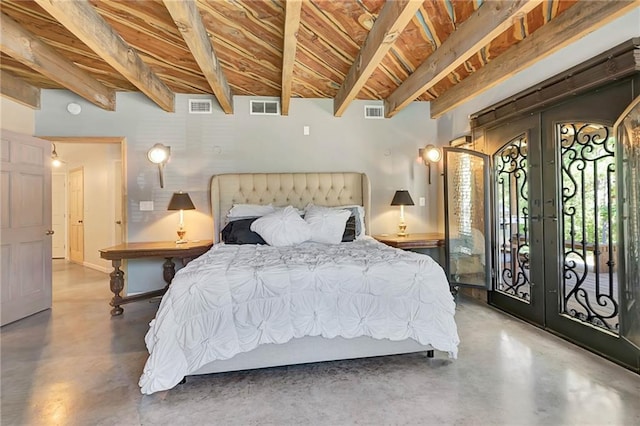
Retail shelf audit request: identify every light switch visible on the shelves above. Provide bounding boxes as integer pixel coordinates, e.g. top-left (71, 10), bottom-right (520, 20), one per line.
top-left (140, 201), bottom-right (154, 211)
top-left (303, 126), bottom-right (310, 136)
top-left (419, 197), bottom-right (426, 207)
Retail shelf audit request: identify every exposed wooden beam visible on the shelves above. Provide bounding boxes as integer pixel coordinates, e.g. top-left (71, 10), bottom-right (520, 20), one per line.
top-left (163, 0), bottom-right (233, 114)
top-left (0, 13), bottom-right (115, 110)
top-left (0, 70), bottom-right (40, 109)
top-left (334, 0), bottom-right (422, 117)
top-left (384, 0), bottom-right (544, 118)
top-left (33, 0), bottom-right (174, 112)
top-left (430, 0), bottom-right (639, 118)
top-left (281, 0), bottom-right (303, 116)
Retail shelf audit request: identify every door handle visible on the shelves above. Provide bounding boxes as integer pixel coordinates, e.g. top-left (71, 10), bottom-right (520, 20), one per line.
top-left (115, 220), bottom-right (122, 225)
top-left (78, 220), bottom-right (83, 223)
top-left (45, 229), bottom-right (55, 235)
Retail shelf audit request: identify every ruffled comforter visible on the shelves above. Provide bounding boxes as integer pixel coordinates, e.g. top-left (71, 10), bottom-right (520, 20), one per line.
top-left (139, 238), bottom-right (459, 394)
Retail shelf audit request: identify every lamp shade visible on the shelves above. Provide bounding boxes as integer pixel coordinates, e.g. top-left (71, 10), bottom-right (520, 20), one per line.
top-left (390, 190), bottom-right (414, 206)
top-left (167, 192), bottom-right (195, 211)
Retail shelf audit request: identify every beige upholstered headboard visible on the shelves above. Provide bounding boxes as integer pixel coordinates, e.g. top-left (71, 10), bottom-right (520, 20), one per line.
top-left (210, 172), bottom-right (371, 243)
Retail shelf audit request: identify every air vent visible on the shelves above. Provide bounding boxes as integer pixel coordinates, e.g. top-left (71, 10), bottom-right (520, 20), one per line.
top-left (250, 100), bottom-right (280, 115)
top-left (189, 99), bottom-right (213, 114)
top-left (364, 105), bottom-right (384, 119)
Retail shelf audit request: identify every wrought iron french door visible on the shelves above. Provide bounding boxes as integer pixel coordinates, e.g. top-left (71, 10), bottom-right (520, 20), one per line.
top-left (486, 115), bottom-right (545, 326)
top-left (541, 82), bottom-right (639, 370)
top-left (483, 80), bottom-right (639, 371)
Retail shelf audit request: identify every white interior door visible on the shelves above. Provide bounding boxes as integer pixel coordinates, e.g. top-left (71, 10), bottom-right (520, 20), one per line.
top-left (68, 167), bottom-right (84, 264)
top-left (1, 130), bottom-right (52, 326)
top-left (51, 173), bottom-right (66, 258)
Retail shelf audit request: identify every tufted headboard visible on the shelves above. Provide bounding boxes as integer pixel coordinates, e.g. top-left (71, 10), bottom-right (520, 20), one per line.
top-left (210, 172), bottom-right (371, 243)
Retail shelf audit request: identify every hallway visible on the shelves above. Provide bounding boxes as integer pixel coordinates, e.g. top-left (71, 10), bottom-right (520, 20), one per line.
top-left (1, 260), bottom-right (639, 425)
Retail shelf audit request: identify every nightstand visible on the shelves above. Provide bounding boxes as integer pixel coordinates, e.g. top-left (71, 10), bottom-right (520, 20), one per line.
top-left (373, 233), bottom-right (444, 249)
top-left (373, 233), bottom-right (445, 265)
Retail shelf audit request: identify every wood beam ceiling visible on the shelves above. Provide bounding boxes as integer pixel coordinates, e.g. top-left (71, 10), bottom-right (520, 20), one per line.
top-left (163, 0), bottom-right (233, 114)
top-left (0, 13), bottom-right (115, 110)
top-left (384, 0), bottom-right (543, 118)
top-left (33, 0), bottom-right (175, 112)
top-left (334, 0), bottom-right (423, 117)
top-left (0, 70), bottom-right (40, 109)
top-left (281, 0), bottom-right (303, 116)
top-left (430, 0), bottom-right (639, 118)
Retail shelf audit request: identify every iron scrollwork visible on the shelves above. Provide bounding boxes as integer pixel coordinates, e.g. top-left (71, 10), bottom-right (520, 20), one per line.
top-left (495, 135), bottom-right (530, 302)
top-left (559, 123), bottom-right (619, 332)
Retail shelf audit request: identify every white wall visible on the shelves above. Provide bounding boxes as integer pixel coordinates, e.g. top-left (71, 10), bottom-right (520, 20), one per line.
top-left (35, 94), bottom-right (438, 293)
top-left (0, 95), bottom-right (35, 135)
top-left (53, 143), bottom-right (121, 272)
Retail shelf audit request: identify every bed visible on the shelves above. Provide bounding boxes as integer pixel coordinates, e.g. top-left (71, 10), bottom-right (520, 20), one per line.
top-left (139, 172), bottom-right (459, 394)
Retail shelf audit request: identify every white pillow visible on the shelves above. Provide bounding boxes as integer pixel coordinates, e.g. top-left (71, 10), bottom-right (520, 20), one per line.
top-left (250, 206), bottom-right (311, 246)
top-left (227, 203), bottom-right (275, 221)
top-left (305, 203), bottom-right (366, 238)
top-left (304, 205), bottom-right (351, 244)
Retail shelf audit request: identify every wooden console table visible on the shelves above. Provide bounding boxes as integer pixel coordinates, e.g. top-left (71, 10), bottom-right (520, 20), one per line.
top-left (99, 240), bottom-right (213, 316)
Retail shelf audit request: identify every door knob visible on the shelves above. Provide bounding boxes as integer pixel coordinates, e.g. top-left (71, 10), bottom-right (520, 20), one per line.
top-left (45, 229), bottom-right (55, 235)
top-left (115, 220), bottom-right (122, 225)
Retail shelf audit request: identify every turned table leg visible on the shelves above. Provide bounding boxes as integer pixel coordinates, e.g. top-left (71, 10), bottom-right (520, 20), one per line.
top-left (109, 259), bottom-right (125, 316)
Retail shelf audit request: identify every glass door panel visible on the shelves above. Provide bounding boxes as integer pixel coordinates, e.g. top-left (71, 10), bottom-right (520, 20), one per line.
top-left (494, 133), bottom-right (531, 303)
top-left (558, 122), bottom-right (619, 332)
top-left (443, 147), bottom-right (491, 290)
top-left (615, 94), bottom-right (640, 350)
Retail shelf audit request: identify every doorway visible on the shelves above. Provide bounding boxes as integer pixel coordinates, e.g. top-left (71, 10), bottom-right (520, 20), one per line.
top-left (42, 137), bottom-right (127, 271)
top-left (483, 81), bottom-right (639, 370)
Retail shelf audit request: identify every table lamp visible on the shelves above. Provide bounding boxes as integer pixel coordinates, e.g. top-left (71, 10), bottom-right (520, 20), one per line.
top-left (390, 190), bottom-right (414, 237)
top-left (167, 191), bottom-right (195, 243)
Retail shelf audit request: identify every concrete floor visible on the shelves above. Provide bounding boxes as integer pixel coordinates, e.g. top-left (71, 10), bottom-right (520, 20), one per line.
top-left (1, 260), bottom-right (639, 426)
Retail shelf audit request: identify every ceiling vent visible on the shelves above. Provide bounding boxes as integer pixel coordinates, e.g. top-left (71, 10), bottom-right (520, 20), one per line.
top-left (250, 100), bottom-right (280, 116)
top-left (364, 105), bottom-right (384, 119)
top-left (189, 99), bottom-right (213, 114)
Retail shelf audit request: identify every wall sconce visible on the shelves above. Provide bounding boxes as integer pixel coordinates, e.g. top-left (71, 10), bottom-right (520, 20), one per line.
top-left (390, 190), bottom-right (414, 237)
top-left (147, 143), bottom-right (171, 188)
top-left (418, 144), bottom-right (442, 184)
top-left (167, 191), bottom-right (196, 243)
top-left (51, 143), bottom-right (62, 168)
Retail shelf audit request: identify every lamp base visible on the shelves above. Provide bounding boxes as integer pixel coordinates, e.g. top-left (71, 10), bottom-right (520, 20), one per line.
top-left (397, 222), bottom-right (408, 237)
top-left (176, 229), bottom-right (187, 244)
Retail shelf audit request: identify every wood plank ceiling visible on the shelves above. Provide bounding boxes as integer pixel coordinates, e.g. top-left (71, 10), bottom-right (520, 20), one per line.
top-left (0, 0), bottom-right (636, 118)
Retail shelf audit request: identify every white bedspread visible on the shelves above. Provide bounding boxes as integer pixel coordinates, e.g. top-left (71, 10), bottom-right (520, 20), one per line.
top-left (139, 238), bottom-right (459, 394)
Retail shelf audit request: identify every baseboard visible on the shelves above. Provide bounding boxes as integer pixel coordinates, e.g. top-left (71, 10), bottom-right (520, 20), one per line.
top-left (82, 262), bottom-right (110, 273)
